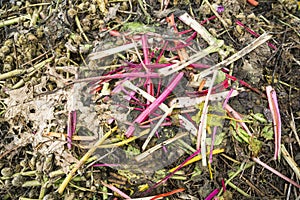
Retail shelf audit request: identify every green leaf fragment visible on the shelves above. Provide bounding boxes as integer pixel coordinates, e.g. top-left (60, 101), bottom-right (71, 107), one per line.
top-left (121, 22), bottom-right (155, 33)
top-left (249, 137), bottom-right (262, 157)
top-left (261, 125), bottom-right (274, 140)
top-left (251, 113), bottom-right (268, 123)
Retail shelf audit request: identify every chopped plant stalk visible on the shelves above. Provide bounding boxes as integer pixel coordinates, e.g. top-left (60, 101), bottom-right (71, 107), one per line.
top-left (209, 126), bottom-right (218, 164)
top-left (281, 145), bottom-right (300, 180)
top-left (222, 179), bottom-right (226, 191)
top-left (142, 105), bottom-right (175, 151)
top-left (57, 126), bottom-right (117, 194)
top-left (224, 73), bottom-right (265, 97)
top-left (252, 157), bottom-right (300, 189)
top-left (166, 14), bottom-right (189, 61)
top-left (225, 104), bottom-right (252, 136)
top-left (74, 72), bottom-right (160, 83)
top-left (135, 75), bottom-right (177, 107)
top-left (177, 12), bottom-right (222, 46)
top-left (0, 15), bottom-right (30, 28)
top-left (135, 132), bottom-right (189, 162)
top-left (200, 110), bottom-right (208, 166)
top-left (197, 70), bottom-right (218, 166)
top-left (157, 42), bottom-right (223, 76)
top-left (88, 38), bottom-right (153, 60)
top-left (43, 132), bottom-right (97, 141)
top-left (67, 110), bottom-right (77, 150)
top-left (197, 33), bottom-right (272, 79)
top-left (142, 34), bottom-right (150, 65)
top-left (141, 34), bottom-right (154, 105)
top-left (266, 86), bottom-right (281, 160)
top-left (169, 148), bottom-right (225, 172)
top-left (150, 188), bottom-right (185, 200)
top-left (205, 188), bottom-right (219, 200)
top-left (125, 72), bottom-right (184, 137)
top-left (101, 181), bottom-right (131, 199)
top-left (169, 90), bottom-right (239, 108)
top-left (247, 0), bottom-right (259, 6)
top-left (93, 163), bottom-right (121, 167)
top-left (178, 115), bottom-right (198, 135)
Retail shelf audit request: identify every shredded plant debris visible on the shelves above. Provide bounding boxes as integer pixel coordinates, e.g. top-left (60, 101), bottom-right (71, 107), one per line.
top-left (0, 0), bottom-right (299, 199)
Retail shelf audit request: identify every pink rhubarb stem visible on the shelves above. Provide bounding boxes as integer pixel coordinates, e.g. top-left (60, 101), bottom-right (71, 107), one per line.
top-left (252, 157), bottom-right (300, 189)
top-left (266, 86), bottom-right (281, 160)
top-left (125, 72), bottom-right (184, 137)
top-left (225, 104), bottom-right (252, 136)
top-left (222, 88), bottom-right (234, 108)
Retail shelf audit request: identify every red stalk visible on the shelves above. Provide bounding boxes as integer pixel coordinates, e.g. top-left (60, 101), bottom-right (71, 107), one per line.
top-left (125, 72), bottom-right (184, 137)
top-left (236, 20), bottom-right (276, 50)
top-left (223, 73), bottom-right (265, 97)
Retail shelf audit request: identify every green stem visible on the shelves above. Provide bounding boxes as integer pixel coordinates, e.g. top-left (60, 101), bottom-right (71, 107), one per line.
top-left (0, 15), bottom-right (30, 28)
